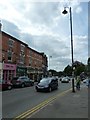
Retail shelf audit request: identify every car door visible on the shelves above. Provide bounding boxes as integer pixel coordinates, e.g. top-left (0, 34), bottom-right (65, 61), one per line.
top-left (3, 81), bottom-right (8, 90)
top-left (24, 77), bottom-right (30, 86)
top-left (50, 79), bottom-right (56, 90)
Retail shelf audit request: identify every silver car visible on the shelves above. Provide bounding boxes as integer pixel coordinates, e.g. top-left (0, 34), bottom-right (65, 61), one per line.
top-left (61, 77), bottom-right (69, 83)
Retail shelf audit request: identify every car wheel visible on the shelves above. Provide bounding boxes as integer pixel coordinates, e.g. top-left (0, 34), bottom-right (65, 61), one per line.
top-left (49, 87), bottom-right (52, 92)
top-left (36, 89), bottom-right (39, 92)
top-left (56, 86), bottom-right (58, 90)
top-left (31, 83), bottom-right (34, 86)
top-left (21, 84), bottom-right (25, 88)
top-left (8, 85), bottom-right (12, 90)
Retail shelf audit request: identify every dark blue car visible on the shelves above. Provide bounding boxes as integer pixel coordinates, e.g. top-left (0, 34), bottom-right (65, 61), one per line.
top-left (35, 77), bottom-right (58, 92)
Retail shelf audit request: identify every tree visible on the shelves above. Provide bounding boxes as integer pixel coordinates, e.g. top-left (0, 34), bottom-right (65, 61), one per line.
top-left (48, 69), bottom-right (57, 76)
top-left (58, 71), bottom-right (64, 77)
top-left (87, 57), bottom-right (90, 77)
top-left (74, 65), bottom-right (85, 76)
top-left (63, 61), bottom-right (86, 77)
top-left (63, 65), bottom-right (72, 76)
top-left (74, 61), bottom-right (86, 76)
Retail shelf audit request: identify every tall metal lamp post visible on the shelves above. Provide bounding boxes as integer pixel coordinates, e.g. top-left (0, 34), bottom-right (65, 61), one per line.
top-left (49, 56), bottom-right (52, 70)
top-left (48, 56), bottom-right (52, 76)
top-left (62, 7), bottom-right (75, 92)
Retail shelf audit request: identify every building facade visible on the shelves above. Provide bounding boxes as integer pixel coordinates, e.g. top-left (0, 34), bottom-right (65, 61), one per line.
top-left (1, 31), bottom-right (48, 82)
top-left (0, 23), bottom-right (2, 79)
top-left (26, 47), bottom-right (44, 81)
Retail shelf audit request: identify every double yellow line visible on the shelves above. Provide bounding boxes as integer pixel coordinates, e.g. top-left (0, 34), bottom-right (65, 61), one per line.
top-left (13, 88), bottom-right (71, 120)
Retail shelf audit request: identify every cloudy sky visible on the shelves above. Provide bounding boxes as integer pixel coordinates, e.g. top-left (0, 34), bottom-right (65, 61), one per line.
top-left (0, 0), bottom-right (88, 71)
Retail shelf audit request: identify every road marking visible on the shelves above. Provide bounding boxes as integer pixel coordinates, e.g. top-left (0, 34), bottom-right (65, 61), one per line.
top-left (13, 88), bottom-right (71, 120)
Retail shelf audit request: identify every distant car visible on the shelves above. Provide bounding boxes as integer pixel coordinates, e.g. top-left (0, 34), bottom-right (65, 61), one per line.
top-left (11, 76), bottom-right (34, 88)
top-left (35, 77), bottom-right (58, 92)
top-left (83, 78), bottom-right (90, 87)
top-left (83, 79), bottom-right (88, 83)
top-left (61, 77), bottom-right (69, 83)
top-left (87, 79), bottom-right (90, 87)
top-left (59, 77), bottom-right (63, 81)
top-left (0, 80), bottom-right (12, 91)
top-left (65, 76), bottom-right (71, 81)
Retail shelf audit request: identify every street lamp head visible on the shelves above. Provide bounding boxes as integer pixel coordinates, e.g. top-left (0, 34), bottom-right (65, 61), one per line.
top-left (62, 8), bottom-right (68, 15)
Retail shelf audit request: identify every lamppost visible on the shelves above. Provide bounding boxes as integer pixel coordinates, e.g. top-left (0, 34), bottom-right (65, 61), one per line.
top-left (48, 56), bottom-right (52, 77)
top-left (62, 7), bottom-right (75, 92)
top-left (48, 56), bottom-right (52, 70)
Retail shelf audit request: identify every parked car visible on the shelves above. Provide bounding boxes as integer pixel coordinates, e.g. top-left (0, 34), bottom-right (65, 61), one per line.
top-left (11, 76), bottom-right (34, 88)
top-left (87, 79), bottom-right (90, 87)
top-left (0, 79), bottom-right (12, 91)
top-left (83, 79), bottom-right (88, 83)
top-left (59, 77), bottom-right (63, 81)
top-left (61, 77), bottom-right (69, 83)
top-left (35, 77), bottom-right (58, 92)
top-left (83, 78), bottom-right (90, 87)
top-left (29, 79), bottom-right (34, 86)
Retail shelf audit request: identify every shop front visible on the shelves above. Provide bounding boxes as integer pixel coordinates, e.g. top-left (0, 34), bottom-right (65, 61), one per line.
top-left (3, 63), bottom-right (16, 82)
top-left (16, 66), bottom-right (27, 77)
top-left (0, 62), bottom-right (3, 79)
top-left (27, 67), bottom-right (43, 82)
top-left (27, 67), bottom-right (34, 80)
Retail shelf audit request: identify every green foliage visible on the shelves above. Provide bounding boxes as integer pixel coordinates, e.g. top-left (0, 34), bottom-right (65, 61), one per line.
top-left (49, 69), bottom-right (57, 76)
top-left (63, 65), bottom-right (72, 76)
top-left (87, 57), bottom-right (90, 76)
top-left (48, 59), bottom-right (89, 77)
top-left (74, 65), bottom-right (86, 76)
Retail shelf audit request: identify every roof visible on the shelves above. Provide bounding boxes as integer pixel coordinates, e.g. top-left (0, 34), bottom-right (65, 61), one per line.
top-left (2, 31), bottom-right (28, 46)
top-left (2, 31), bottom-right (47, 58)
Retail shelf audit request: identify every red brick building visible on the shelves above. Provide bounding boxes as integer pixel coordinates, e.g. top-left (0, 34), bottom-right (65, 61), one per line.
top-left (0, 24), bottom-right (2, 79)
top-left (1, 31), bottom-right (48, 82)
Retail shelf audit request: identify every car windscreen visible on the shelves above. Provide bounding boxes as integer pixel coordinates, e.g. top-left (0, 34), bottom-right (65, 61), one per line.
top-left (40, 78), bottom-right (51, 84)
top-left (18, 77), bottom-right (27, 80)
top-left (12, 77), bottom-right (18, 80)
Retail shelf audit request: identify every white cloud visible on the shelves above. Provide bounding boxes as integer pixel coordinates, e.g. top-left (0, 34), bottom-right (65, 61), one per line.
top-left (73, 35), bottom-right (88, 63)
top-left (0, 1), bottom-right (88, 71)
top-left (75, 6), bottom-right (82, 13)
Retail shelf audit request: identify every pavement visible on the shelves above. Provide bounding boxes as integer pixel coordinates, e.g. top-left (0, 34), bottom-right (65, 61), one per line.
top-left (30, 84), bottom-right (89, 119)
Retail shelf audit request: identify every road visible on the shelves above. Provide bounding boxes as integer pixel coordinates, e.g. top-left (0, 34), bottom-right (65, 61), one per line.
top-left (2, 80), bottom-right (72, 118)
top-left (30, 83), bottom-right (88, 118)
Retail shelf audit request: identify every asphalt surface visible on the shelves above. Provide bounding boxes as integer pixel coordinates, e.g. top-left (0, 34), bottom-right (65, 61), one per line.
top-left (2, 81), bottom-right (71, 118)
top-left (30, 84), bottom-right (88, 118)
top-left (1, 81), bottom-right (88, 119)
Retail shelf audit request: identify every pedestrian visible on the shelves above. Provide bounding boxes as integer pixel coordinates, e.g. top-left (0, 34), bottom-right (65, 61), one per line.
top-left (76, 76), bottom-right (81, 90)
